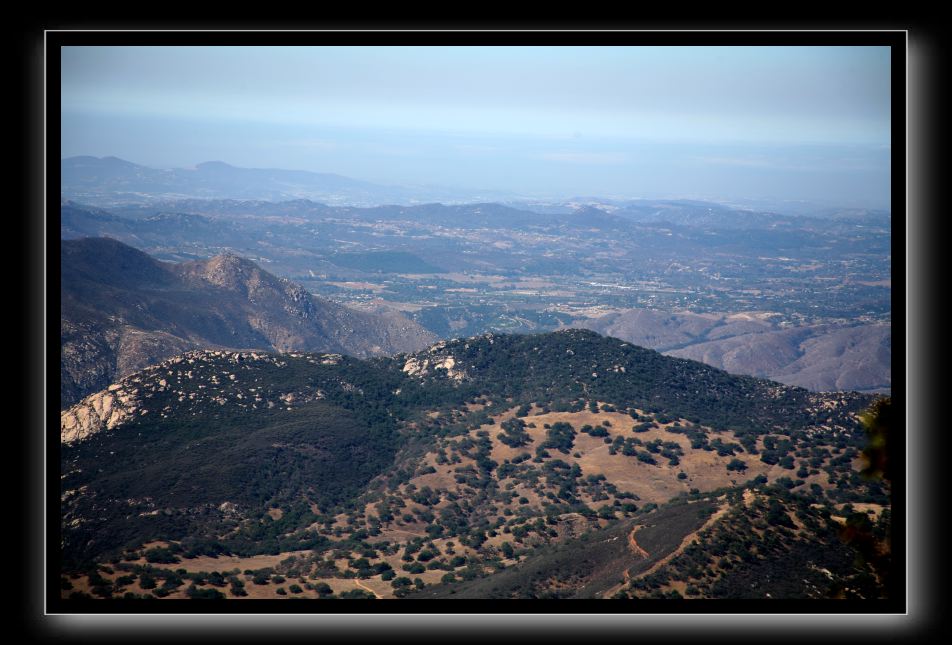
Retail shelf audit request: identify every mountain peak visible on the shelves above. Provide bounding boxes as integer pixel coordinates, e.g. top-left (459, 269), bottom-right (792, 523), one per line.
top-left (61, 239), bottom-right (437, 407)
top-left (180, 253), bottom-right (268, 294)
top-left (100, 155), bottom-right (136, 165)
top-left (195, 160), bottom-right (235, 170)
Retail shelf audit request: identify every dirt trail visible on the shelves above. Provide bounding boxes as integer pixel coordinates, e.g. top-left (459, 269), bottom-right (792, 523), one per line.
top-left (602, 502), bottom-right (729, 599)
top-left (632, 503), bottom-right (729, 581)
top-left (627, 527), bottom-right (650, 560)
top-left (607, 522), bottom-right (652, 596)
top-left (600, 530), bottom-right (647, 599)
top-left (353, 579), bottom-right (382, 599)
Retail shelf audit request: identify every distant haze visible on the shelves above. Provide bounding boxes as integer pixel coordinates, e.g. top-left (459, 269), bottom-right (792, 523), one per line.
top-left (61, 45), bottom-right (892, 209)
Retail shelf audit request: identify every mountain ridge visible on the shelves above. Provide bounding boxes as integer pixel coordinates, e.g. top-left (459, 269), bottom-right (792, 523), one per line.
top-left (59, 328), bottom-right (885, 596)
top-left (61, 156), bottom-right (522, 207)
top-left (60, 238), bottom-right (436, 408)
top-left (573, 309), bottom-right (891, 393)
top-left (62, 328), bottom-right (873, 446)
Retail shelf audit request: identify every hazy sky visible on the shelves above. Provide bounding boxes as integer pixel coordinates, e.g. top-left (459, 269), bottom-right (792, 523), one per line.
top-left (61, 45), bottom-right (892, 208)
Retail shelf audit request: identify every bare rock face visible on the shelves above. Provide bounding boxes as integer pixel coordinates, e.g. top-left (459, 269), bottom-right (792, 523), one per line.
top-left (61, 384), bottom-right (139, 444)
top-left (402, 354), bottom-right (466, 382)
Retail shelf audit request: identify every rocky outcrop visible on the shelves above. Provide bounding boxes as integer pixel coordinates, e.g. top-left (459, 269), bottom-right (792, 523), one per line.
top-left (60, 348), bottom-right (347, 444)
top-left (403, 353), bottom-right (466, 382)
top-left (61, 384), bottom-right (139, 444)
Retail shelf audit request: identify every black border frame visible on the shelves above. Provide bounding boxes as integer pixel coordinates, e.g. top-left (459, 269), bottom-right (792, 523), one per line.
top-left (32, 25), bottom-right (932, 640)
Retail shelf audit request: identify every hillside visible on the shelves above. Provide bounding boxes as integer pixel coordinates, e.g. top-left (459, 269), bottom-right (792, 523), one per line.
top-left (408, 485), bottom-right (889, 600)
top-left (60, 238), bottom-right (436, 408)
top-left (573, 309), bottom-right (891, 393)
top-left (58, 330), bottom-right (888, 601)
top-left (668, 323), bottom-right (891, 393)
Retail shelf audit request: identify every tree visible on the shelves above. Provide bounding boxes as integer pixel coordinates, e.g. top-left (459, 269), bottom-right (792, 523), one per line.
top-left (833, 397), bottom-right (893, 596)
top-left (339, 589), bottom-right (375, 599)
top-left (228, 576), bottom-right (247, 597)
top-left (541, 422), bottom-right (576, 454)
top-left (498, 418), bottom-right (531, 447)
top-left (726, 458), bottom-right (747, 472)
top-left (859, 397), bottom-right (891, 481)
top-left (144, 547), bottom-right (180, 564)
top-left (185, 585), bottom-right (225, 600)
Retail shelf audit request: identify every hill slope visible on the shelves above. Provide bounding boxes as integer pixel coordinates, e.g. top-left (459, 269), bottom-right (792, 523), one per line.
top-left (60, 330), bottom-right (880, 576)
top-left (408, 485), bottom-right (889, 600)
top-left (60, 237), bottom-right (435, 407)
top-left (574, 309), bottom-right (891, 393)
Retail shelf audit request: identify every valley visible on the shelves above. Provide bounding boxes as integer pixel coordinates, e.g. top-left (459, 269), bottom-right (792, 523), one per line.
top-left (61, 182), bottom-right (892, 397)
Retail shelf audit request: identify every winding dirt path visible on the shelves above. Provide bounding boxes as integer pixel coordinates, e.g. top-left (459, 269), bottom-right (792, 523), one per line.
top-left (611, 522), bottom-right (652, 592)
top-left (604, 500), bottom-right (729, 598)
top-left (627, 526), bottom-right (651, 560)
top-left (353, 579), bottom-right (382, 599)
top-left (631, 502), bottom-right (729, 581)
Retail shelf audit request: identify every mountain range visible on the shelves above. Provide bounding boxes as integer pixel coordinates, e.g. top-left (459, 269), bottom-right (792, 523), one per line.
top-left (61, 156), bottom-right (521, 207)
top-left (60, 237), bottom-right (435, 408)
top-left (62, 156), bottom-right (892, 228)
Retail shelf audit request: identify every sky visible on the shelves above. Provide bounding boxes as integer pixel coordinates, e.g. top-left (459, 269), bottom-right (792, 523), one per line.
top-left (60, 45), bottom-right (893, 209)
